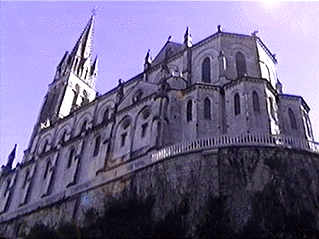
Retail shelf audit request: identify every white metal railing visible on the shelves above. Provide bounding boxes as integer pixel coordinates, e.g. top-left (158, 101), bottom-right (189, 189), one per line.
top-left (151, 134), bottom-right (319, 162)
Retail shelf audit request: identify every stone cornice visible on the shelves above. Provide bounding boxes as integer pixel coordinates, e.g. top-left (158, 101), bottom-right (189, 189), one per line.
top-left (280, 94), bottom-right (310, 112)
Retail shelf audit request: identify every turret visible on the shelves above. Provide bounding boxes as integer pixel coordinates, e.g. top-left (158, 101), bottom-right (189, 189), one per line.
top-left (183, 27), bottom-right (192, 47)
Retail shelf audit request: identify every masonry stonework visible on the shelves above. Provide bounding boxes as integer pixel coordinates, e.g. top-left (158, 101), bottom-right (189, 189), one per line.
top-left (1, 14), bottom-right (319, 237)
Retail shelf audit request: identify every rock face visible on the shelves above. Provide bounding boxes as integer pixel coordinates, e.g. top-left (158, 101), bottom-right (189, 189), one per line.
top-left (1, 146), bottom-right (319, 237)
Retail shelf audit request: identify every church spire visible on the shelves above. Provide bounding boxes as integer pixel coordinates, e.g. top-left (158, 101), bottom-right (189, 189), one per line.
top-left (71, 14), bottom-right (95, 61)
top-left (69, 13), bottom-right (97, 87)
top-left (37, 13), bottom-right (98, 128)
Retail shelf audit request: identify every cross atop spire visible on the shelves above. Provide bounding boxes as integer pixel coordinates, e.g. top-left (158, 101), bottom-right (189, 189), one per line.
top-left (92, 7), bottom-right (97, 16)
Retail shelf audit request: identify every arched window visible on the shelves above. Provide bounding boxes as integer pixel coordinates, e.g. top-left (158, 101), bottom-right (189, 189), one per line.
top-left (252, 91), bottom-right (260, 112)
top-left (103, 108), bottom-right (109, 122)
top-left (234, 93), bottom-right (241, 115)
top-left (42, 140), bottom-right (48, 154)
top-left (236, 52), bottom-right (247, 78)
top-left (67, 149), bottom-right (75, 169)
top-left (204, 98), bottom-right (211, 119)
top-left (22, 170), bottom-right (29, 189)
top-left (202, 57), bottom-right (211, 83)
top-left (288, 108), bottom-right (297, 130)
top-left (187, 100), bottom-right (192, 122)
top-left (93, 136), bottom-right (101, 157)
top-left (43, 160), bottom-right (51, 179)
top-left (80, 120), bottom-right (87, 134)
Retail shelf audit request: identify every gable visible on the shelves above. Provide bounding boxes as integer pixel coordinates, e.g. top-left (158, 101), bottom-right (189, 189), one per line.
top-left (152, 41), bottom-right (186, 66)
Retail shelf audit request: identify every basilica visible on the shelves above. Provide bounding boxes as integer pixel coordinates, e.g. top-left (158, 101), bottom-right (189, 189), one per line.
top-left (1, 14), bottom-right (318, 237)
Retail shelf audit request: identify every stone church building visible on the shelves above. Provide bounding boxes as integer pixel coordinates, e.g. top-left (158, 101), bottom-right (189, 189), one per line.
top-left (1, 14), bottom-right (318, 237)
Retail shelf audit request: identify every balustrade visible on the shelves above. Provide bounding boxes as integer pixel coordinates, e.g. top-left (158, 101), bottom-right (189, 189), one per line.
top-left (151, 134), bottom-right (319, 162)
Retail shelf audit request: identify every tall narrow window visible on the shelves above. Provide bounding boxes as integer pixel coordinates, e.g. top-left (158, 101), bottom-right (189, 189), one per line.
top-left (141, 123), bottom-right (148, 138)
top-left (234, 93), bottom-right (241, 115)
top-left (204, 98), bottom-right (211, 119)
top-left (42, 140), bottom-right (48, 154)
top-left (187, 100), bottom-right (192, 122)
top-left (67, 149), bottom-right (75, 169)
top-left (74, 58), bottom-right (79, 72)
top-left (93, 136), bottom-right (101, 157)
top-left (81, 121), bottom-right (87, 134)
top-left (43, 160), bottom-right (51, 179)
top-left (103, 108), bottom-right (109, 122)
top-left (236, 52), bottom-right (247, 78)
top-left (252, 91), bottom-right (260, 112)
top-left (202, 57), bottom-right (211, 83)
top-left (22, 170), bottom-right (29, 189)
top-left (60, 131), bottom-right (67, 144)
top-left (121, 133), bottom-right (127, 147)
top-left (288, 108), bottom-right (297, 130)
top-left (84, 68), bottom-right (88, 79)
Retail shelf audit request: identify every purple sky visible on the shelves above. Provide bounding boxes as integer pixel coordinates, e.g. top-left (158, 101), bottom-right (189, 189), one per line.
top-left (1, 1), bottom-right (319, 168)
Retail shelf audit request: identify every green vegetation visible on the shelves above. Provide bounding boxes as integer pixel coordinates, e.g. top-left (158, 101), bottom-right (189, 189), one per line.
top-left (23, 182), bottom-right (319, 238)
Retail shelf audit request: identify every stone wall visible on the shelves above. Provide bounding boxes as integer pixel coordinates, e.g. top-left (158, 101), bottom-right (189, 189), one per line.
top-left (1, 146), bottom-right (319, 237)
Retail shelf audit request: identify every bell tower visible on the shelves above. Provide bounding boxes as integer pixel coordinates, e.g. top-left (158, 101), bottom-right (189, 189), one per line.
top-left (37, 14), bottom-right (98, 128)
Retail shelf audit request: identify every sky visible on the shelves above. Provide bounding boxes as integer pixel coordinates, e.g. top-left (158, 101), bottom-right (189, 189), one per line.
top-left (1, 1), bottom-right (319, 168)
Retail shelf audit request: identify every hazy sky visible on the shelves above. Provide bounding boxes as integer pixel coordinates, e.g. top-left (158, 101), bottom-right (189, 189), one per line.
top-left (1, 1), bottom-right (319, 168)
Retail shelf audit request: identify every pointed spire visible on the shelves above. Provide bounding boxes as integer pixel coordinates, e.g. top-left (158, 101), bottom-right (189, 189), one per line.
top-left (144, 49), bottom-right (152, 71)
top-left (68, 13), bottom-right (98, 87)
top-left (276, 79), bottom-right (283, 94)
top-left (6, 144), bottom-right (17, 170)
top-left (184, 27), bottom-right (192, 47)
top-left (71, 14), bottom-right (95, 62)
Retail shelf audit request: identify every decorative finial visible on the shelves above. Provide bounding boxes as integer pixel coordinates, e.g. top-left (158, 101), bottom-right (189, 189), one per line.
top-left (92, 7), bottom-right (97, 16)
top-left (276, 78), bottom-right (283, 94)
top-left (145, 49), bottom-right (152, 64)
top-left (217, 25), bottom-right (222, 32)
top-left (252, 30), bottom-right (258, 36)
top-left (5, 144), bottom-right (17, 170)
top-left (184, 27), bottom-right (193, 47)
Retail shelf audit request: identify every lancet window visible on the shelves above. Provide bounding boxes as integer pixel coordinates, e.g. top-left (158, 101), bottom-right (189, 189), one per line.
top-left (187, 100), bottom-right (192, 122)
top-left (234, 93), bottom-right (241, 115)
top-left (43, 159), bottom-right (51, 179)
top-left (204, 98), bottom-right (211, 119)
top-left (252, 91), bottom-right (260, 112)
top-left (236, 52), bottom-right (247, 78)
top-left (67, 148), bottom-right (75, 169)
top-left (202, 57), bottom-right (211, 83)
top-left (288, 108), bottom-right (298, 130)
top-left (93, 136), bottom-right (101, 157)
